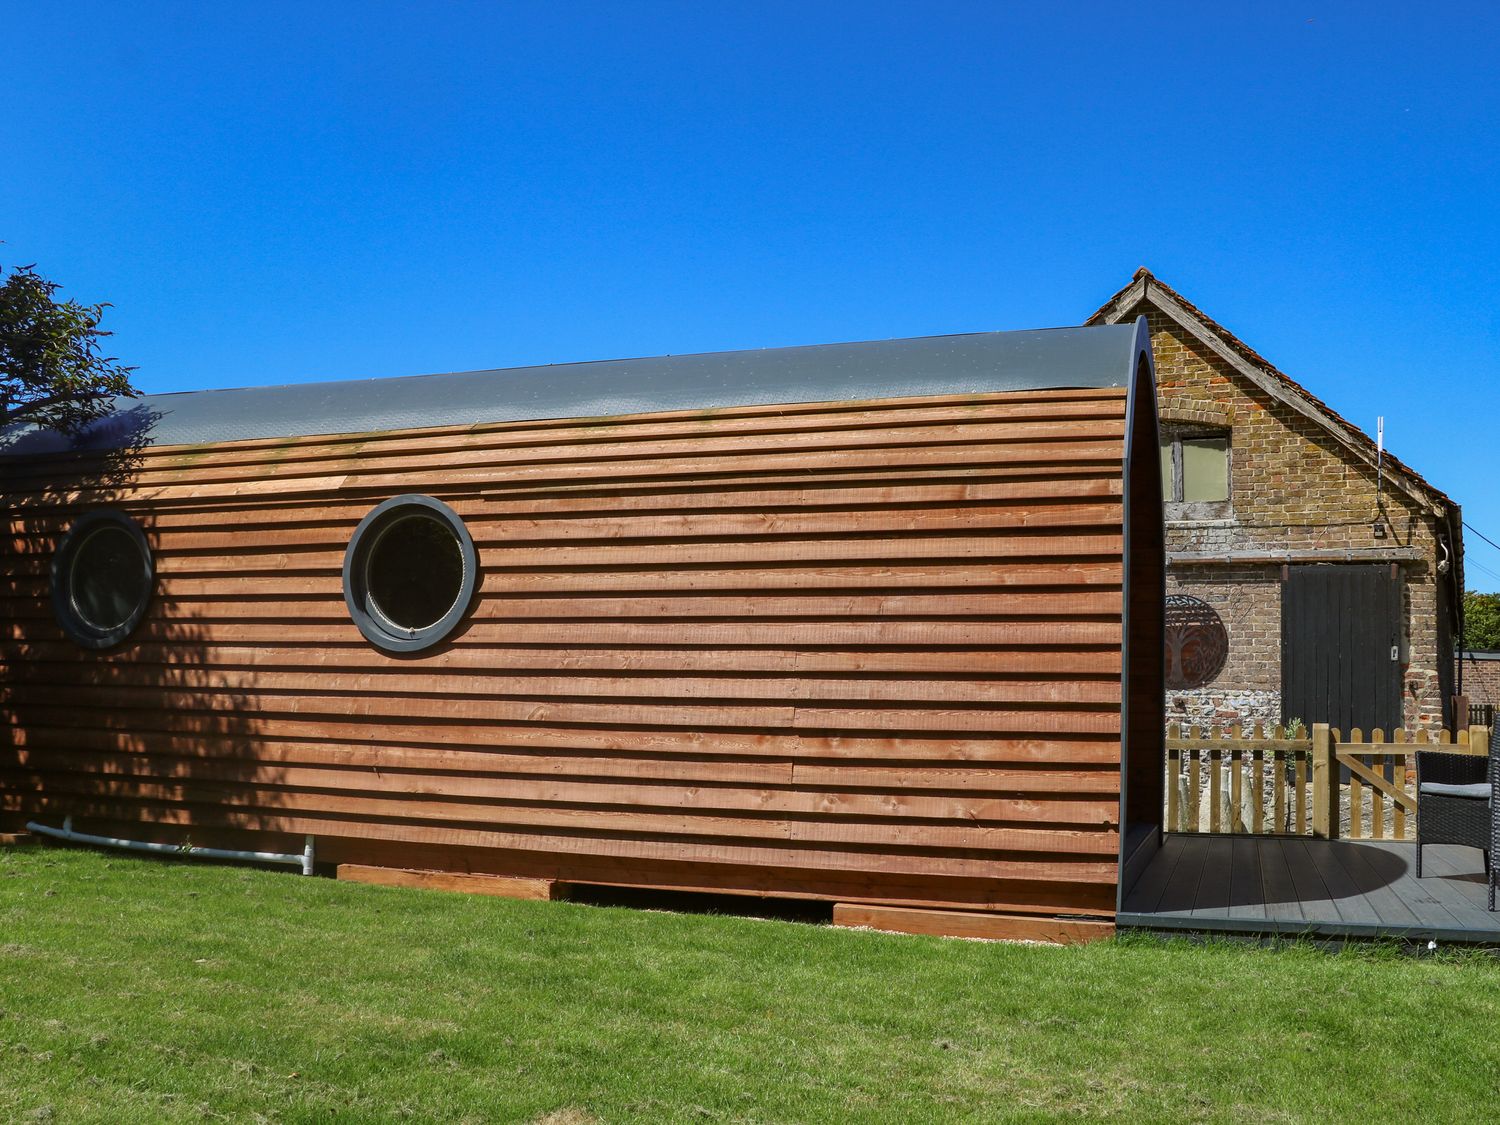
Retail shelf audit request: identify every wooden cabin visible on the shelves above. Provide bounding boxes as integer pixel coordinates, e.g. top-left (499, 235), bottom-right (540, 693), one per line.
top-left (1, 320), bottom-right (1164, 942)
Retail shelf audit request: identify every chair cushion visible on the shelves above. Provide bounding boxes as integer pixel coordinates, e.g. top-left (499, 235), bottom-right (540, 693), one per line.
top-left (1419, 781), bottom-right (1492, 799)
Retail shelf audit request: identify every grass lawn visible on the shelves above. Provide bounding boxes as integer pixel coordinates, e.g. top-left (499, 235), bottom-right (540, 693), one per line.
top-left (3, 845), bottom-right (1500, 1123)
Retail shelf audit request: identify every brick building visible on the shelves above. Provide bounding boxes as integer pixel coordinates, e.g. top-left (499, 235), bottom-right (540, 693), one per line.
top-left (1457, 652), bottom-right (1500, 718)
top-left (1088, 269), bottom-right (1463, 732)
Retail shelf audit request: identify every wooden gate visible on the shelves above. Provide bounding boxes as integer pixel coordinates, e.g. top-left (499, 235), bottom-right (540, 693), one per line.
top-left (1165, 723), bottom-right (1492, 839)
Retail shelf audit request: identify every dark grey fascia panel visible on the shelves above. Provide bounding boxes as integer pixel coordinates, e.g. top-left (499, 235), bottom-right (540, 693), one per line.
top-left (3, 324), bottom-right (1141, 454)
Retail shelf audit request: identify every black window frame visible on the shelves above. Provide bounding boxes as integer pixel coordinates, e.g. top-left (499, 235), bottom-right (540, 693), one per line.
top-left (50, 509), bottom-right (155, 650)
top-left (342, 494), bottom-right (477, 654)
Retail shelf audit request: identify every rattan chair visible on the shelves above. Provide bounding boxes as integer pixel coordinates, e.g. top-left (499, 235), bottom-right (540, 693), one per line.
top-left (1415, 724), bottom-right (1500, 909)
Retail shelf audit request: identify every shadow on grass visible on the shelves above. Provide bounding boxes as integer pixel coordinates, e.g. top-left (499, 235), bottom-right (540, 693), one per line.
top-left (563, 883), bottom-right (834, 925)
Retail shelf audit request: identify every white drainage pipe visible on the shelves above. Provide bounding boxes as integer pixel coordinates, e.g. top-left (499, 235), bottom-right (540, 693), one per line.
top-left (27, 817), bottom-right (315, 876)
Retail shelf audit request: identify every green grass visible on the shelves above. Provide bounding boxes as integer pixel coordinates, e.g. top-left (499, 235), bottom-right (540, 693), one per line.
top-left (3, 846), bottom-right (1500, 1123)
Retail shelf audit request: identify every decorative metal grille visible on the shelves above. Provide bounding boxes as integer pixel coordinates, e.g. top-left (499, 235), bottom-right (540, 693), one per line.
top-left (1164, 594), bottom-right (1228, 689)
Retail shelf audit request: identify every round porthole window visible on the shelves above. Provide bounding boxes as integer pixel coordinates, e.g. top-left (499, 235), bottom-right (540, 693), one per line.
top-left (343, 495), bottom-right (477, 653)
top-left (51, 510), bottom-right (154, 650)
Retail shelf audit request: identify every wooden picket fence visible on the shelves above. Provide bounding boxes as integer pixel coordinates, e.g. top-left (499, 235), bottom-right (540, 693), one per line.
top-left (1165, 722), bottom-right (1493, 841)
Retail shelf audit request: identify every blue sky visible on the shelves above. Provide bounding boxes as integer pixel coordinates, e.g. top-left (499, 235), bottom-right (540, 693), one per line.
top-left (5, 3), bottom-right (1498, 584)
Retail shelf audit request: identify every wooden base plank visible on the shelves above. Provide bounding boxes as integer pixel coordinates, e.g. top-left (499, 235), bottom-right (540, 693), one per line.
top-left (832, 903), bottom-right (1113, 944)
top-left (336, 864), bottom-right (561, 901)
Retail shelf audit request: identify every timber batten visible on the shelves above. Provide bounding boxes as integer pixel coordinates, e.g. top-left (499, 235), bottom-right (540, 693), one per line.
top-left (1, 323), bottom-right (1163, 927)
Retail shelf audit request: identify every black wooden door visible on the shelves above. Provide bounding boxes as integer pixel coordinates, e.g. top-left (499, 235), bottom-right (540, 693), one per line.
top-left (1281, 565), bottom-right (1403, 733)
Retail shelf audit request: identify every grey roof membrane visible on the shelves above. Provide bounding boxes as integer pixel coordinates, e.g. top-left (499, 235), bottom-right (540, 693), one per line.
top-left (2, 322), bottom-right (1145, 455)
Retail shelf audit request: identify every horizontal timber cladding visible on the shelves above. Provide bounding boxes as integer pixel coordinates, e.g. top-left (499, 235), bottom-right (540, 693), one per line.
top-left (1, 388), bottom-right (1130, 917)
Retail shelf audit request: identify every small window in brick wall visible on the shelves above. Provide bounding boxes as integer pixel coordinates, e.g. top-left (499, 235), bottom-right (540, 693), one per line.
top-left (1160, 431), bottom-right (1230, 515)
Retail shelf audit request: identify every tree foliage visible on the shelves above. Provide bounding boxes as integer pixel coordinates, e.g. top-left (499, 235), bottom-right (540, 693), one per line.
top-left (0, 262), bottom-right (137, 436)
top-left (1464, 590), bottom-right (1500, 651)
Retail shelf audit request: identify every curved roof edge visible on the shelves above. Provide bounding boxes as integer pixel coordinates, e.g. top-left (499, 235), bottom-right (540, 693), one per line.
top-left (3, 323), bottom-right (1141, 455)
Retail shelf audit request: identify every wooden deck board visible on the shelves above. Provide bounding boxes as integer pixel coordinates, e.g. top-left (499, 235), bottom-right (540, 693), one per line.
top-left (1225, 836), bottom-right (1267, 922)
top-left (1278, 839), bottom-right (1335, 921)
top-left (1335, 843), bottom-right (1437, 929)
top-left (1118, 833), bottom-right (1183, 914)
top-left (1189, 836), bottom-right (1235, 922)
top-left (1298, 838), bottom-right (1381, 926)
top-left (1119, 836), bottom-right (1500, 943)
top-left (1153, 836), bottom-right (1210, 916)
top-left (1414, 844), bottom-right (1497, 929)
top-left (1256, 835), bottom-right (1303, 922)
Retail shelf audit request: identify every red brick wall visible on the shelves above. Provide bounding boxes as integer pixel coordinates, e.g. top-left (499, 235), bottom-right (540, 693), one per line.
top-left (1457, 654), bottom-right (1500, 712)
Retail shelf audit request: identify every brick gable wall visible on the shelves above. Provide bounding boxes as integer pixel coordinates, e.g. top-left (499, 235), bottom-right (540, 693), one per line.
top-left (1138, 305), bottom-right (1449, 730)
